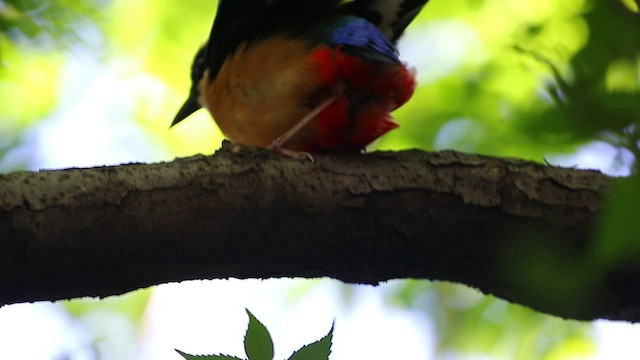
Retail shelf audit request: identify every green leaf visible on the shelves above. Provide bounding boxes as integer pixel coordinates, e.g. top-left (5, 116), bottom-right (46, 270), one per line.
top-left (175, 349), bottom-right (243, 360)
top-left (287, 322), bottom-right (334, 360)
top-left (593, 175), bottom-right (640, 266)
top-left (244, 309), bottom-right (274, 360)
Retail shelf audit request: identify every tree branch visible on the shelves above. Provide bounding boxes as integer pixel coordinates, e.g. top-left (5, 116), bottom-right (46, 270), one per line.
top-left (1, 143), bottom-right (634, 321)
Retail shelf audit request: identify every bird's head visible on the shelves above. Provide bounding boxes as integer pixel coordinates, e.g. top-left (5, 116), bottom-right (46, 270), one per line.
top-left (171, 44), bottom-right (207, 127)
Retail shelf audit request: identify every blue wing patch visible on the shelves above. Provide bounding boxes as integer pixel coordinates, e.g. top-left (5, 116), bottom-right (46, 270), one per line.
top-left (319, 16), bottom-right (399, 62)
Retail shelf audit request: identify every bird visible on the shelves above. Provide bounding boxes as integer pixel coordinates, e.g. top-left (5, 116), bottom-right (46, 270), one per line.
top-left (171, 0), bottom-right (428, 157)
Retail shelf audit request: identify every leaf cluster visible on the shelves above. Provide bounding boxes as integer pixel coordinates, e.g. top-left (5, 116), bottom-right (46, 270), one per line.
top-left (176, 310), bottom-right (334, 360)
top-left (0, 0), bottom-right (105, 49)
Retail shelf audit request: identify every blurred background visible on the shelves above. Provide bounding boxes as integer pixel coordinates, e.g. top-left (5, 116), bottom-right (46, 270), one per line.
top-left (1, 0), bottom-right (639, 359)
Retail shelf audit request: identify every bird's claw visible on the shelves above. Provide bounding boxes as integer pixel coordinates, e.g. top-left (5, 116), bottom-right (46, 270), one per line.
top-left (268, 143), bottom-right (314, 162)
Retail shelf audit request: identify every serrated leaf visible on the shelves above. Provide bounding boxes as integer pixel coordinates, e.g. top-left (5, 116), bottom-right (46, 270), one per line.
top-left (287, 322), bottom-right (334, 360)
top-left (244, 309), bottom-right (274, 360)
top-left (175, 349), bottom-right (243, 360)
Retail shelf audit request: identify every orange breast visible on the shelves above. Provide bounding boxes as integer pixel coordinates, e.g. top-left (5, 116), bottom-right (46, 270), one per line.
top-left (198, 36), bottom-right (328, 149)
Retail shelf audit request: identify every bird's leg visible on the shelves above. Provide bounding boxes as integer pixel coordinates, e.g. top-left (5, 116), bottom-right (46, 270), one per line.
top-left (268, 96), bottom-right (336, 161)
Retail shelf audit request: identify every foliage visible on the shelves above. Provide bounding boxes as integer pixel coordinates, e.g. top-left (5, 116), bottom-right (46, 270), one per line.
top-left (385, 280), bottom-right (596, 359)
top-left (0, 0), bottom-right (105, 47)
top-left (0, 0), bottom-right (107, 122)
top-left (0, 0), bottom-right (639, 359)
top-left (176, 309), bottom-right (333, 360)
top-left (60, 288), bottom-right (152, 359)
top-left (0, 0), bottom-right (108, 168)
top-left (519, 0), bottom-right (640, 173)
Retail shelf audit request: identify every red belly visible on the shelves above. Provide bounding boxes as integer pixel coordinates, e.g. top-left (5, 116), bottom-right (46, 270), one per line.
top-left (303, 46), bottom-right (417, 152)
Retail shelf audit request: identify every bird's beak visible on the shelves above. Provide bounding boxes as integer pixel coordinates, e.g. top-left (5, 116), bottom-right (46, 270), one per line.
top-left (171, 94), bottom-right (202, 127)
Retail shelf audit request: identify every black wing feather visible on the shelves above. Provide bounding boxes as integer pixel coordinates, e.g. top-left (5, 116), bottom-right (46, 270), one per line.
top-left (205, 0), bottom-right (343, 81)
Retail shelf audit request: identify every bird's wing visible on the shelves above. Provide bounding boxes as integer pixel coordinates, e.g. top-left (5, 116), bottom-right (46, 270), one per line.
top-left (205, 0), bottom-right (343, 81)
top-left (341, 0), bottom-right (429, 42)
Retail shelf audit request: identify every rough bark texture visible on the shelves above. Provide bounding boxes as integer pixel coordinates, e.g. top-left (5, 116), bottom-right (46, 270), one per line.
top-left (0, 143), bottom-right (635, 321)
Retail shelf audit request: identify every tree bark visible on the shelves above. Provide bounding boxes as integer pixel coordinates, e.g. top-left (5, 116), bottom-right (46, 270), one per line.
top-left (1, 143), bottom-right (634, 321)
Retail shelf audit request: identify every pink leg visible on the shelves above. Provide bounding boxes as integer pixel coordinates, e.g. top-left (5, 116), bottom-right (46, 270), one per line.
top-left (268, 96), bottom-right (336, 161)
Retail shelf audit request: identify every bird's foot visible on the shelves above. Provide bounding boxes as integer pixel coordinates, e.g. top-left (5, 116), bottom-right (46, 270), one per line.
top-left (221, 140), bottom-right (247, 153)
top-left (267, 143), bottom-right (314, 162)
